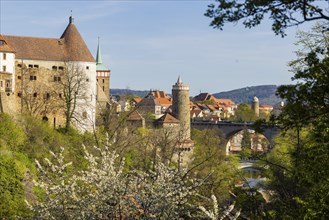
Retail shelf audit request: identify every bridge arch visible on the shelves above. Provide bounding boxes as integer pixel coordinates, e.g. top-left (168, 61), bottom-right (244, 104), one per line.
top-left (191, 121), bottom-right (280, 154)
top-left (225, 129), bottom-right (270, 155)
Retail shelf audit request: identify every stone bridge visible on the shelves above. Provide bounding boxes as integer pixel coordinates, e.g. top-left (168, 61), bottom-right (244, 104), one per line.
top-left (191, 121), bottom-right (280, 148)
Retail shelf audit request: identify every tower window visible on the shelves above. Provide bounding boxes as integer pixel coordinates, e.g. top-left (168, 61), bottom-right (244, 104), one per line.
top-left (28, 64), bottom-right (33, 68)
top-left (58, 66), bottom-right (64, 71)
top-left (102, 86), bottom-right (105, 91)
top-left (86, 66), bottom-right (89, 70)
top-left (33, 93), bottom-right (38, 97)
top-left (17, 64), bottom-right (22, 68)
top-left (0, 81), bottom-right (3, 87)
top-left (52, 66), bottom-right (58, 71)
top-left (102, 79), bottom-right (105, 83)
top-left (3, 53), bottom-right (6, 60)
top-left (54, 76), bottom-right (61, 82)
top-left (18, 92), bottom-right (22, 97)
top-left (2, 66), bottom-right (6, 72)
top-left (34, 65), bottom-right (39, 68)
top-left (17, 76), bottom-right (21, 80)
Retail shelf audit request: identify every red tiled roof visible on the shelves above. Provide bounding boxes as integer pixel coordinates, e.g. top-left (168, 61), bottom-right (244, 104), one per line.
top-left (190, 109), bottom-right (202, 117)
top-left (127, 110), bottom-right (144, 121)
top-left (194, 93), bottom-right (211, 101)
top-left (3, 18), bottom-right (95, 62)
top-left (133, 97), bottom-right (142, 103)
top-left (0, 35), bottom-right (15, 53)
top-left (156, 113), bottom-right (180, 124)
top-left (217, 99), bottom-right (236, 106)
top-left (155, 97), bottom-right (172, 108)
top-left (151, 90), bottom-right (171, 99)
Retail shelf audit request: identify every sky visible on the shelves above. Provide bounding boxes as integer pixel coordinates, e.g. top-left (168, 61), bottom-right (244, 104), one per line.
top-left (0, 0), bottom-right (312, 96)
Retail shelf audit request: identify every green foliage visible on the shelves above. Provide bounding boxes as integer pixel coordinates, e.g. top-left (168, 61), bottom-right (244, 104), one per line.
top-left (191, 128), bottom-right (238, 203)
top-left (205, 0), bottom-right (329, 37)
top-left (234, 188), bottom-right (265, 219)
top-left (0, 155), bottom-right (30, 219)
top-left (265, 24), bottom-right (329, 218)
top-left (232, 103), bottom-right (257, 122)
top-left (0, 113), bottom-right (26, 151)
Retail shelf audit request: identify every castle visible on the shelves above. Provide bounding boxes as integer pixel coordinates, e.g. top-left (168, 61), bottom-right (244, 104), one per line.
top-left (0, 16), bottom-right (110, 130)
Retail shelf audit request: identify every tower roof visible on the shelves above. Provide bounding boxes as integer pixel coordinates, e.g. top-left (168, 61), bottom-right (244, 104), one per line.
top-left (96, 37), bottom-right (109, 71)
top-left (60, 16), bottom-right (95, 62)
top-left (253, 96), bottom-right (259, 102)
top-left (3, 16), bottom-right (95, 62)
top-left (172, 76), bottom-right (189, 90)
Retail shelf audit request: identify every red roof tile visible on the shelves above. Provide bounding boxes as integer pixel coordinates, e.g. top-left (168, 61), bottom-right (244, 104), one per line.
top-left (0, 35), bottom-right (15, 53)
top-left (3, 18), bottom-right (95, 62)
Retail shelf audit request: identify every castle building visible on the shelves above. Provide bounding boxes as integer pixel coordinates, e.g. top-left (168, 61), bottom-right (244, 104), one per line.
top-left (0, 16), bottom-right (99, 130)
top-left (0, 35), bottom-right (15, 95)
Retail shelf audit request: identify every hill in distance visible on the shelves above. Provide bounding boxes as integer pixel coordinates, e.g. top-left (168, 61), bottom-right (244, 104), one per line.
top-left (110, 88), bottom-right (149, 98)
top-left (213, 85), bottom-right (282, 106)
top-left (111, 85), bottom-right (283, 106)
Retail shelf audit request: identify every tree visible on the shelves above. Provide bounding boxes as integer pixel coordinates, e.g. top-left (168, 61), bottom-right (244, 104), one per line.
top-left (240, 128), bottom-right (252, 158)
top-left (205, 0), bottom-right (329, 36)
top-left (0, 155), bottom-right (30, 218)
top-left (31, 146), bottom-right (206, 219)
top-left (190, 128), bottom-right (238, 204)
top-left (268, 23), bottom-right (329, 218)
top-left (54, 63), bottom-right (92, 131)
top-left (232, 103), bottom-right (257, 122)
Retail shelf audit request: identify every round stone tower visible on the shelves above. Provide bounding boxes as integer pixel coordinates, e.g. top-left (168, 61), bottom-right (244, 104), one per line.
top-left (172, 76), bottom-right (191, 140)
top-left (252, 96), bottom-right (259, 117)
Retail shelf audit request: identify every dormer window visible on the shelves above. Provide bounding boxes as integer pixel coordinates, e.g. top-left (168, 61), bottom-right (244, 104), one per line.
top-left (0, 40), bottom-right (4, 46)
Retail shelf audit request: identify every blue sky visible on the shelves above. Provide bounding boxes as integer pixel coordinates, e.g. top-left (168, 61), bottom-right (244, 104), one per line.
top-left (0, 0), bottom-right (309, 96)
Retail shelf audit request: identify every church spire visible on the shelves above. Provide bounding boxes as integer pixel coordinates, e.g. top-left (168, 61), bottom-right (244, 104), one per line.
top-left (95, 37), bottom-right (109, 71)
top-left (96, 37), bottom-right (103, 64)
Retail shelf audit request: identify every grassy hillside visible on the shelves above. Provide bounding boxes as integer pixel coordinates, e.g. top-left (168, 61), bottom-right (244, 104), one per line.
top-left (213, 85), bottom-right (282, 105)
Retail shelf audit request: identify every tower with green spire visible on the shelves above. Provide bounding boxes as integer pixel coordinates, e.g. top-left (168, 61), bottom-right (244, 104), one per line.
top-left (96, 37), bottom-right (111, 101)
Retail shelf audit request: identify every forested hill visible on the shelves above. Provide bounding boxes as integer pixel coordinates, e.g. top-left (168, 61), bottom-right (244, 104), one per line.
top-left (110, 89), bottom-right (149, 97)
top-left (111, 85), bottom-right (283, 105)
top-left (213, 85), bottom-right (282, 105)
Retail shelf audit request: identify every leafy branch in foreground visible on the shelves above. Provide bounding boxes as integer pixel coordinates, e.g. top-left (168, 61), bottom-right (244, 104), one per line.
top-left (205, 0), bottom-right (329, 36)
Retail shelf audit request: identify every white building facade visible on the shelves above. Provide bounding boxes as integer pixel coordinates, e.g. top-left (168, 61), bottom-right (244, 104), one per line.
top-left (0, 17), bottom-right (97, 131)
